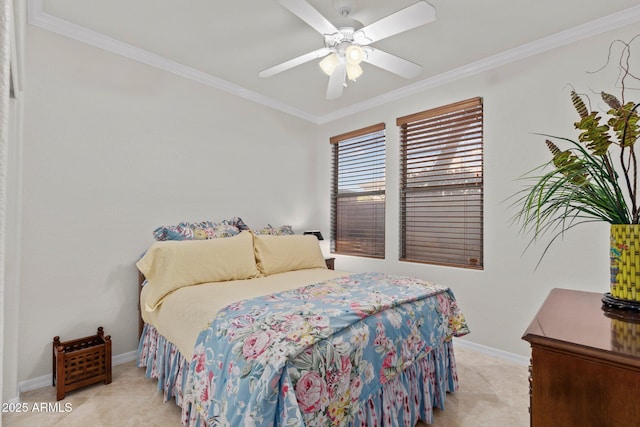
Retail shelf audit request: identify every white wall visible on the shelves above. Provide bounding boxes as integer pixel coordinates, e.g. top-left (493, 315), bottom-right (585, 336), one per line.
top-left (10, 15), bottom-right (640, 392)
top-left (315, 24), bottom-right (640, 357)
top-left (3, 94), bottom-right (22, 402)
top-left (12, 26), bottom-right (321, 385)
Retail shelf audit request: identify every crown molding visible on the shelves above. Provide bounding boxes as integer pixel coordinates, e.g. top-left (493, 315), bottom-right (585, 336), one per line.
top-left (317, 4), bottom-right (640, 124)
top-left (27, 0), bottom-right (640, 125)
top-left (26, 0), bottom-right (319, 123)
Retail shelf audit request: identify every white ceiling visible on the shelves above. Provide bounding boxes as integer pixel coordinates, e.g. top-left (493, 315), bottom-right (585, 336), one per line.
top-left (30, 0), bottom-right (640, 123)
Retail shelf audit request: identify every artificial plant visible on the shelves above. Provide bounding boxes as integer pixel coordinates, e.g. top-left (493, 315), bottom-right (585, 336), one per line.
top-left (513, 35), bottom-right (640, 261)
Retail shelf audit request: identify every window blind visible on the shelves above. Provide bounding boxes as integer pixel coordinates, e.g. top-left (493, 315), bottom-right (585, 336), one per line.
top-left (330, 123), bottom-right (385, 258)
top-left (397, 97), bottom-right (483, 269)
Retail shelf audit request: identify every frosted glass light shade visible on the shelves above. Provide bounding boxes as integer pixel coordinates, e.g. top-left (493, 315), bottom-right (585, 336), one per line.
top-left (345, 45), bottom-right (365, 65)
top-left (319, 53), bottom-right (339, 76)
top-left (346, 63), bottom-right (363, 81)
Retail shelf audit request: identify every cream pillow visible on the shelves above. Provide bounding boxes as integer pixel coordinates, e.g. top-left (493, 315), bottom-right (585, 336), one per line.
top-left (253, 234), bottom-right (327, 276)
top-left (137, 231), bottom-right (260, 311)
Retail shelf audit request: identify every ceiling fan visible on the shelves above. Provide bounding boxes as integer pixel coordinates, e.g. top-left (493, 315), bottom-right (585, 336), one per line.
top-left (259, 0), bottom-right (436, 99)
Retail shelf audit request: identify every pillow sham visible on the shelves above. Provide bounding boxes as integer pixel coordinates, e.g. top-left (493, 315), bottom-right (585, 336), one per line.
top-left (229, 216), bottom-right (250, 231)
top-left (254, 224), bottom-right (295, 236)
top-left (137, 231), bottom-right (260, 311)
top-left (153, 218), bottom-right (245, 241)
top-left (253, 233), bottom-right (327, 276)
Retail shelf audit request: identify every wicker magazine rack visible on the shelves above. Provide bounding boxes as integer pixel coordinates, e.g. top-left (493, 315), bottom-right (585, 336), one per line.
top-left (52, 327), bottom-right (112, 400)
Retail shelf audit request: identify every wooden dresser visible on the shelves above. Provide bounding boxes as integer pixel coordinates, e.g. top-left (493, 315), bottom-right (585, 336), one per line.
top-left (522, 288), bottom-right (640, 427)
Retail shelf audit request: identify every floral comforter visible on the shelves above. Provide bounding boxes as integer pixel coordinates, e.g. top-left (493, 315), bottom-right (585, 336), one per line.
top-left (183, 272), bottom-right (469, 426)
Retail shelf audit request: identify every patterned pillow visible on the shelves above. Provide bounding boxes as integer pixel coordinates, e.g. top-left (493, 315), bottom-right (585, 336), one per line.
top-left (254, 224), bottom-right (295, 236)
top-left (229, 216), bottom-right (250, 231)
top-left (153, 218), bottom-right (244, 241)
top-left (153, 221), bottom-right (195, 241)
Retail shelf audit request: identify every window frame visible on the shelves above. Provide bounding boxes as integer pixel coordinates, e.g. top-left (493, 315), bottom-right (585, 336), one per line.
top-left (397, 97), bottom-right (484, 269)
top-left (330, 123), bottom-right (386, 259)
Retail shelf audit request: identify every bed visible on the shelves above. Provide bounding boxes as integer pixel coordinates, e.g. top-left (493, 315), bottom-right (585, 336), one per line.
top-left (136, 223), bottom-right (469, 426)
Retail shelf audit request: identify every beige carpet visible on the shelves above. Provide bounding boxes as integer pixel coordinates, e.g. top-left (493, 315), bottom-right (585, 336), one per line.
top-left (3, 345), bottom-right (529, 426)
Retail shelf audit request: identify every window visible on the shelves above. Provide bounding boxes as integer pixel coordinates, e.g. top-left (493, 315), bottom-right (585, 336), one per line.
top-left (330, 123), bottom-right (385, 258)
top-left (398, 97), bottom-right (483, 269)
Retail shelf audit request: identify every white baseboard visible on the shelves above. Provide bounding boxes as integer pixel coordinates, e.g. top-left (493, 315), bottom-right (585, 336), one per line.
top-left (11, 350), bottom-right (138, 402)
top-left (10, 342), bottom-right (526, 402)
top-left (112, 350), bottom-right (138, 366)
top-left (453, 337), bottom-right (529, 366)
top-left (6, 396), bottom-right (20, 404)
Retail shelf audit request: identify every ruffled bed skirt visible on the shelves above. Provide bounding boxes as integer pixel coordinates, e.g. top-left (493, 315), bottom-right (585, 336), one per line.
top-left (137, 324), bottom-right (459, 426)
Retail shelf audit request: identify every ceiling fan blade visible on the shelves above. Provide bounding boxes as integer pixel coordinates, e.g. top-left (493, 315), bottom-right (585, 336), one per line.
top-left (259, 47), bottom-right (332, 78)
top-left (279, 0), bottom-right (338, 36)
top-left (364, 48), bottom-right (422, 79)
top-left (354, 1), bottom-right (436, 45)
top-left (326, 62), bottom-right (346, 99)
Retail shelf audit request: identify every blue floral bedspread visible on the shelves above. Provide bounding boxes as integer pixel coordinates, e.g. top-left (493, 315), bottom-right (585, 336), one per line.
top-left (183, 272), bottom-right (469, 426)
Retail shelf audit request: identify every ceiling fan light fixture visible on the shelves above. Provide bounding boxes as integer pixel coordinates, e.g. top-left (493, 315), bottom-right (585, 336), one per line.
top-left (345, 44), bottom-right (365, 65)
top-left (319, 53), bottom-right (339, 76)
top-left (265, 0), bottom-right (436, 99)
top-left (346, 63), bottom-right (363, 81)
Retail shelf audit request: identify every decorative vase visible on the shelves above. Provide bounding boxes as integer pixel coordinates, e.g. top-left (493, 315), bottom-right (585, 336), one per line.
top-left (605, 224), bottom-right (640, 310)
